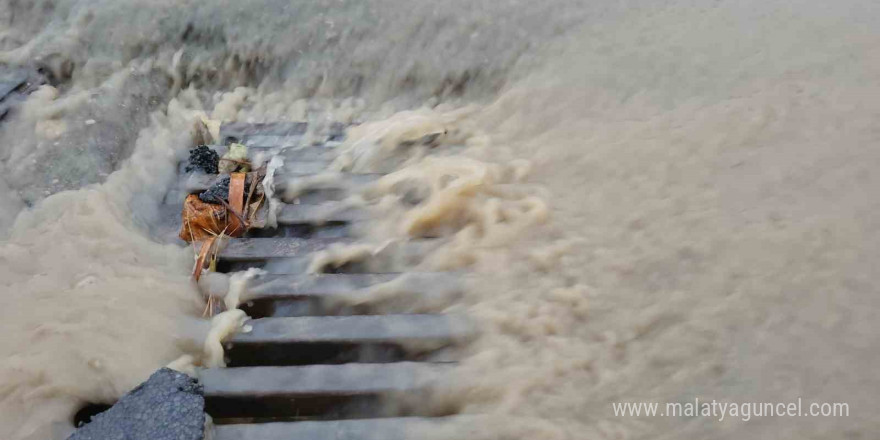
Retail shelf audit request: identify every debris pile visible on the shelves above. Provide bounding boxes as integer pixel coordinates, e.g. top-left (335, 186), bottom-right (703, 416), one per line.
top-left (178, 141), bottom-right (268, 284)
top-left (184, 145), bottom-right (220, 174)
top-left (198, 176), bottom-right (231, 204)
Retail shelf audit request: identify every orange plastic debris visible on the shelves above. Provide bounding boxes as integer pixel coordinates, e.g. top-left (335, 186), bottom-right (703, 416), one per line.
top-left (226, 172), bottom-right (246, 236)
top-left (179, 194), bottom-right (228, 243)
top-left (192, 236), bottom-right (217, 281)
top-left (178, 172), bottom-right (248, 243)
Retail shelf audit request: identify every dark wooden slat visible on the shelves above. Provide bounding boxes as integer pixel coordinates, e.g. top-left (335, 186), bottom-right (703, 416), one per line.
top-left (213, 416), bottom-right (485, 440)
top-left (172, 172), bottom-right (380, 206)
top-left (202, 362), bottom-right (450, 396)
top-left (234, 315), bottom-right (469, 345)
top-left (279, 146), bottom-right (339, 161)
top-left (178, 146), bottom-right (336, 172)
top-left (213, 418), bottom-right (412, 440)
top-left (202, 362), bottom-right (452, 419)
top-left (219, 122), bottom-right (347, 147)
top-left (239, 273), bottom-right (400, 318)
top-left (219, 121), bottom-right (346, 138)
top-left (277, 205), bottom-right (367, 225)
top-left (238, 272), bottom-right (462, 318)
top-left (218, 237), bottom-right (440, 266)
top-left (158, 203), bottom-right (365, 228)
top-left (225, 315), bottom-right (472, 366)
top-left (184, 172), bottom-right (380, 193)
top-left (277, 174), bottom-right (381, 205)
top-left (220, 122), bottom-right (309, 138)
top-left (167, 185), bottom-right (353, 207)
top-left (218, 237), bottom-right (356, 261)
top-left (245, 273), bottom-right (444, 298)
top-left (279, 160), bottom-right (333, 175)
top-left (242, 134), bottom-right (306, 148)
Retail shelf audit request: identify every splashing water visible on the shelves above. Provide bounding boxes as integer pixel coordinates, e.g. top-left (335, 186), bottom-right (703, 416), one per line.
top-left (1, 0), bottom-right (879, 439)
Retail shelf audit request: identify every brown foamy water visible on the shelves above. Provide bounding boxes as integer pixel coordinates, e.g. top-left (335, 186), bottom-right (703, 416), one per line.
top-left (1, 0), bottom-right (879, 439)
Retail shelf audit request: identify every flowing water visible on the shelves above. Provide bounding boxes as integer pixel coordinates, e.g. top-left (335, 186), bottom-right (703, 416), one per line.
top-left (1, 0), bottom-right (879, 439)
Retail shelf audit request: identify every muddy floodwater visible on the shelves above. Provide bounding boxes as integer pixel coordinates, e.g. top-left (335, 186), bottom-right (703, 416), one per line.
top-left (1, 0), bottom-right (879, 439)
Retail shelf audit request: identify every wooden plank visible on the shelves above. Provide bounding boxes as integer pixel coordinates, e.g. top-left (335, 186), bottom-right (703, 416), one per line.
top-left (218, 237), bottom-right (356, 261)
top-left (202, 362), bottom-right (452, 419)
top-left (245, 273), bottom-right (458, 299)
top-left (245, 135), bottom-right (305, 148)
top-left (238, 272), bottom-right (462, 318)
top-left (218, 237), bottom-right (440, 263)
top-left (184, 173), bottom-right (380, 193)
top-left (219, 122), bottom-right (347, 147)
top-left (220, 122), bottom-right (308, 138)
top-left (202, 362), bottom-right (451, 397)
top-left (277, 205), bottom-right (367, 225)
top-left (279, 160), bottom-right (333, 175)
top-left (279, 146), bottom-right (339, 161)
top-left (213, 416), bottom-right (487, 440)
top-left (224, 314), bottom-right (472, 366)
top-left (213, 418), bottom-right (414, 440)
top-left (232, 315), bottom-right (469, 345)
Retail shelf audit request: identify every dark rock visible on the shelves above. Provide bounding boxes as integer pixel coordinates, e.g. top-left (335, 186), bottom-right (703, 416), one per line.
top-left (67, 368), bottom-right (205, 440)
top-left (199, 175), bottom-right (230, 204)
top-left (185, 145), bottom-right (220, 174)
top-left (0, 66), bottom-right (47, 121)
top-left (199, 174), bottom-right (254, 204)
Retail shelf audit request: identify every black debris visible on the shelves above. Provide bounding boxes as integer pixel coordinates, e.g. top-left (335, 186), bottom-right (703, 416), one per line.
top-left (199, 176), bottom-right (230, 204)
top-left (185, 145), bottom-right (219, 174)
top-left (0, 66), bottom-right (48, 121)
top-left (67, 368), bottom-right (204, 440)
top-left (199, 175), bottom-right (254, 204)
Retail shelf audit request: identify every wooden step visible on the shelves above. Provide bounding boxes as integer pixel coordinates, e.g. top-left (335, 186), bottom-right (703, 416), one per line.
top-left (166, 168), bottom-right (379, 206)
top-left (218, 237), bottom-right (437, 262)
top-left (160, 204), bottom-right (366, 231)
top-left (277, 205), bottom-right (368, 225)
top-left (278, 160), bottom-right (334, 175)
top-left (245, 273), bottom-right (457, 299)
top-left (202, 362), bottom-right (453, 420)
top-left (278, 146), bottom-right (340, 162)
top-left (212, 416), bottom-right (486, 440)
top-left (179, 145), bottom-right (338, 171)
top-left (239, 273), bottom-right (461, 317)
top-left (177, 148), bottom-right (338, 176)
top-left (172, 173), bottom-right (380, 206)
top-left (219, 122), bottom-right (347, 147)
top-left (220, 121), bottom-right (310, 137)
top-left (182, 172), bottom-right (379, 193)
top-left (219, 122), bottom-right (347, 138)
top-left (177, 120), bottom-right (475, 433)
top-left (215, 237), bottom-right (439, 274)
top-left (218, 237), bottom-right (356, 261)
top-left (225, 314), bottom-right (473, 366)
